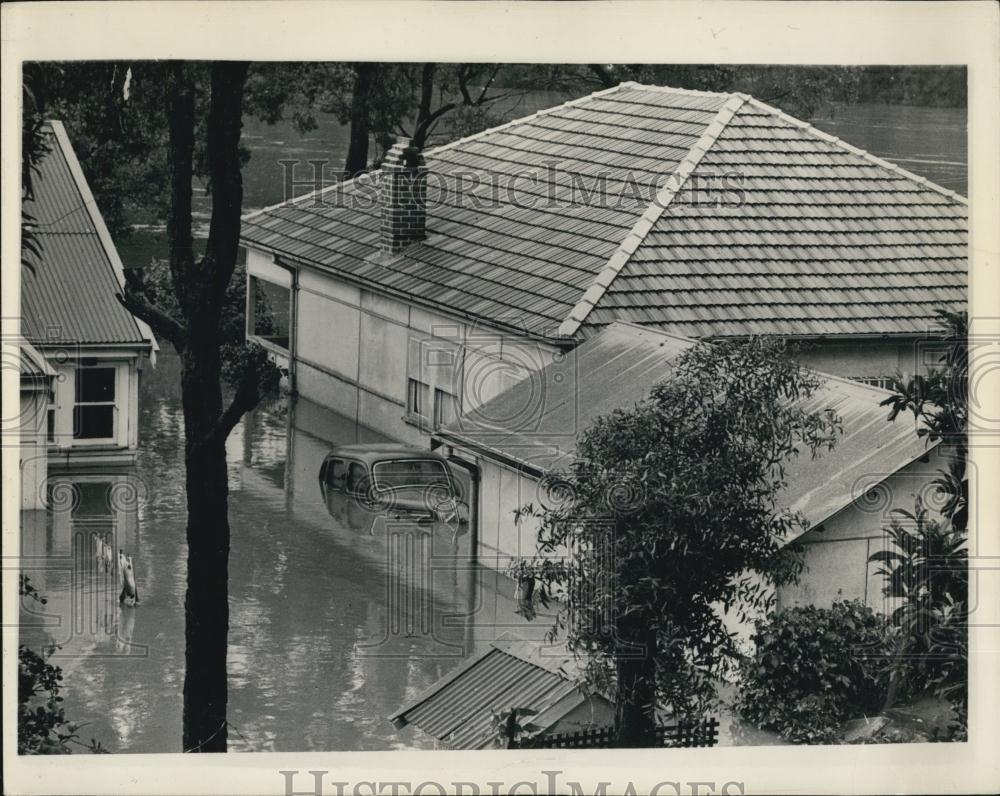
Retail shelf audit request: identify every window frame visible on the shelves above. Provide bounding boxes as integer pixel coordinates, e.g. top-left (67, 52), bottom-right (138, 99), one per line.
top-left (73, 365), bottom-right (117, 442)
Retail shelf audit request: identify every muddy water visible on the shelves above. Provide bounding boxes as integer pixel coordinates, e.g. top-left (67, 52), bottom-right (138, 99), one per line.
top-left (19, 351), bottom-right (545, 752)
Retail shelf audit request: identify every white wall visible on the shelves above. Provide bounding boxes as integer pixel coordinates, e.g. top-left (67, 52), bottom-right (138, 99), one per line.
top-left (249, 248), bottom-right (561, 446)
top-left (794, 339), bottom-right (923, 381)
top-left (20, 385), bottom-right (49, 510)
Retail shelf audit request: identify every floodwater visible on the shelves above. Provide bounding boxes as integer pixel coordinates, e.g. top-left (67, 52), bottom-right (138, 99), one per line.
top-left (19, 351), bottom-right (541, 753)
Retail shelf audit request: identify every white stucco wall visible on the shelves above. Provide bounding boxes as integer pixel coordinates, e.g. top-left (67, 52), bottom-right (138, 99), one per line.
top-left (793, 339), bottom-right (925, 381)
top-left (248, 248), bottom-right (561, 447)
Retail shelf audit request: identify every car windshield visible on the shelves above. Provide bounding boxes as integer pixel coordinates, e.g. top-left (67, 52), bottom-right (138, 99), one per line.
top-left (372, 459), bottom-right (451, 491)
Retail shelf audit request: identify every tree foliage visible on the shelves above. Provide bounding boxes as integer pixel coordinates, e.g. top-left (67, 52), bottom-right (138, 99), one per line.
top-left (872, 310), bottom-right (968, 736)
top-left (513, 337), bottom-right (842, 745)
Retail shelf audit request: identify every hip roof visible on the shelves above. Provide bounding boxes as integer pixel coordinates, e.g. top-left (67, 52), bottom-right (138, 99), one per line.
top-left (242, 82), bottom-right (966, 341)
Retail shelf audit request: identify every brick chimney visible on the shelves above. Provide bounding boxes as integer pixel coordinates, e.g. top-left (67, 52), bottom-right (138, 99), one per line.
top-left (380, 138), bottom-right (427, 255)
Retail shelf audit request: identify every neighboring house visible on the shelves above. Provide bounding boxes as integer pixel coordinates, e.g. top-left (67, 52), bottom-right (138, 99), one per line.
top-left (433, 321), bottom-right (944, 617)
top-left (389, 632), bottom-right (614, 749)
top-left (241, 81), bottom-right (966, 448)
top-left (18, 341), bottom-right (56, 510)
top-left (21, 121), bottom-right (156, 470)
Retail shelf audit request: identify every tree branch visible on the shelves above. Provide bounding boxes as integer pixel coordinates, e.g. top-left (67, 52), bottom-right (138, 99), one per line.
top-left (165, 63), bottom-right (197, 314)
top-left (214, 354), bottom-right (265, 441)
top-left (205, 61), bottom-right (251, 304)
top-left (116, 289), bottom-right (187, 348)
top-left (588, 64), bottom-right (617, 89)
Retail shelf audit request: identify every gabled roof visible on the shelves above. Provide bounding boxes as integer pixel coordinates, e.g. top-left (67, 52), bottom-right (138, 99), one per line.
top-left (242, 83), bottom-right (966, 341)
top-left (21, 122), bottom-right (155, 349)
top-left (388, 633), bottom-right (595, 749)
top-left (436, 322), bottom-right (935, 537)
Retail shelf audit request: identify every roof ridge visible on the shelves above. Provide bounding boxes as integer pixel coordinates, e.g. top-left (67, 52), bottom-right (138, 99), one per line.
top-left (618, 80), bottom-right (736, 100)
top-left (243, 82), bottom-right (632, 222)
top-left (557, 93), bottom-right (749, 337)
top-left (743, 96), bottom-right (968, 206)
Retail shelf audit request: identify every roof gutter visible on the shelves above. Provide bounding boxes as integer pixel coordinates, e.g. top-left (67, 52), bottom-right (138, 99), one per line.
top-left (433, 427), bottom-right (548, 479)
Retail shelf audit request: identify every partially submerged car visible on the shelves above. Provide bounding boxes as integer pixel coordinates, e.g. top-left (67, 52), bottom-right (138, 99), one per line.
top-left (319, 444), bottom-right (469, 535)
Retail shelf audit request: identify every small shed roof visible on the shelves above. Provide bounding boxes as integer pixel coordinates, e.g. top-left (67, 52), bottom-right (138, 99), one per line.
top-left (242, 82), bottom-right (965, 341)
top-left (21, 122), bottom-right (156, 350)
top-left (389, 633), bottom-right (594, 749)
top-left (436, 321), bottom-right (934, 537)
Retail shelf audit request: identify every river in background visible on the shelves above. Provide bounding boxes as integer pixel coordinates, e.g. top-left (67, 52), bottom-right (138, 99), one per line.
top-left (115, 94), bottom-right (967, 268)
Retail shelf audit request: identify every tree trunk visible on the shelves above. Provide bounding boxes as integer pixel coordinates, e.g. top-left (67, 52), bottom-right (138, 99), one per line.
top-left (613, 621), bottom-right (658, 747)
top-left (180, 335), bottom-right (230, 752)
top-left (345, 63), bottom-right (375, 178)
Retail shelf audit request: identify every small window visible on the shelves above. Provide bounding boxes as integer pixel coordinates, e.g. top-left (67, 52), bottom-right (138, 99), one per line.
top-left (407, 378), bottom-right (429, 419)
top-left (345, 462), bottom-right (368, 494)
top-left (74, 366), bottom-right (116, 440)
top-left (434, 388), bottom-right (457, 428)
top-left (249, 276), bottom-right (291, 351)
top-left (47, 408), bottom-right (55, 443)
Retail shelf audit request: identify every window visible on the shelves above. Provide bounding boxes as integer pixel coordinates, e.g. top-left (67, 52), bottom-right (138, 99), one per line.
top-left (323, 457), bottom-right (346, 489)
top-left (407, 378), bottom-right (430, 420)
top-left (249, 276), bottom-right (291, 351)
top-left (74, 367), bottom-right (115, 440)
top-left (372, 459), bottom-right (451, 491)
top-left (345, 462), bottom-right (368, 494)
top-left (434, 388), bottom-right (457, 428)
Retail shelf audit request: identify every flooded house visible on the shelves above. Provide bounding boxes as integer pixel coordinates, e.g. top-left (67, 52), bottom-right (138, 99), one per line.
top-left (20, 121), bottom-right (157, 473)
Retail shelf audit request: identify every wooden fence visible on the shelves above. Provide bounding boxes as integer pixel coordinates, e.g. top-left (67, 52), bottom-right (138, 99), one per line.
top-left (519, 717), bottom-right (719, 749)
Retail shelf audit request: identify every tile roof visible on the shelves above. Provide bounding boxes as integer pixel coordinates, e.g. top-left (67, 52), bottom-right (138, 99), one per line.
top-left (242, 83), bottom-right (966, 341)
top-left (21, 122), bottom-right (154, 348)
top-left (436, 322), bottom-right (935, 537)
top-left (388, 633), bottom-right (589, 749)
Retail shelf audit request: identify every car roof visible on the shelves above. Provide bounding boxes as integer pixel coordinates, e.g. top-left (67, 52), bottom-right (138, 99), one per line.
top-left (328, 443), bottom-right (448, 463)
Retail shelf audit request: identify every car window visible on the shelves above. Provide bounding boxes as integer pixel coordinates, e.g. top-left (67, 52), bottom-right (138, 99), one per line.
top-left (325, 458), bottom-right (346, 489)
top-left (372, 459), bottom-right (451, 490)
top-left (345, 462), bottom-right (368, 493)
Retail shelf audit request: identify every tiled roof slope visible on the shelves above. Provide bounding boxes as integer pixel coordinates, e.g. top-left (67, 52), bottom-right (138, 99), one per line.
top-left (242, 83), bottom-right (967, 341)
top-left (21, 122), bottom-right (152, 347)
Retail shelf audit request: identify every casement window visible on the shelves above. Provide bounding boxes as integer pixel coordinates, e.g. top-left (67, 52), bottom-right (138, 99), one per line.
top-left (407, 378), bottom-right (430, 420)
top-left (433, 388), bottom-right (457, 428)
top-left (74, 366), bottom-right (116, 441)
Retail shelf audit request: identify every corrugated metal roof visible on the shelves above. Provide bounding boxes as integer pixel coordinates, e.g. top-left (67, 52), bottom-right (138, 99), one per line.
top-left (242, 83), bottom-right (966, 341)
top-left (389, 633), bottom-right (583, 749)
top-left (21, 122), bottom-right (150, 347)
top-left (437, 322), bottom-right (933, 536)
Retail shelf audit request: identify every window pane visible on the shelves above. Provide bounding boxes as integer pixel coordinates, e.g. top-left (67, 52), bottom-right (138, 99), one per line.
top-left (252, 277), bottom-right (291, 350)
top-left (434, 389), bottom-right (456, 427)
top-left (373, 459), bottom-right (450, 490)
top-left (74, 405), bottom-right (114, 439)
top-left (345, 462), bottom-right (367, 493)
top-left (76, 367), bottom-right (115, 403)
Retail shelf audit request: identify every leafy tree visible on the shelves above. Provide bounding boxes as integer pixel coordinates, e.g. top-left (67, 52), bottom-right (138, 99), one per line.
top-left (871, 310), bottom-right (968, 735)
top-left (21, 63), bottom-right (51, 274)
top-left (117, 62), bottom-right (278, 753)
top-left (512, 338), bottom-right (842, 746)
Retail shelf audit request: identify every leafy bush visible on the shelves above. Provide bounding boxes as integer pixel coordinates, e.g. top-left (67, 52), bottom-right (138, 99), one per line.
top-left (735, 600), bottom-right (890, 744)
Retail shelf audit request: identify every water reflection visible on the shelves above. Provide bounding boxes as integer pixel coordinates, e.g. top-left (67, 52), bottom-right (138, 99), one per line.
top-left (19, 350), bottom-right (542, 752)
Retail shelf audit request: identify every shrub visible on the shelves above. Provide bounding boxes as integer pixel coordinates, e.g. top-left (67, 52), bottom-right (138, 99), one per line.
top-left (734, 600), bottom-right (890, 744)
